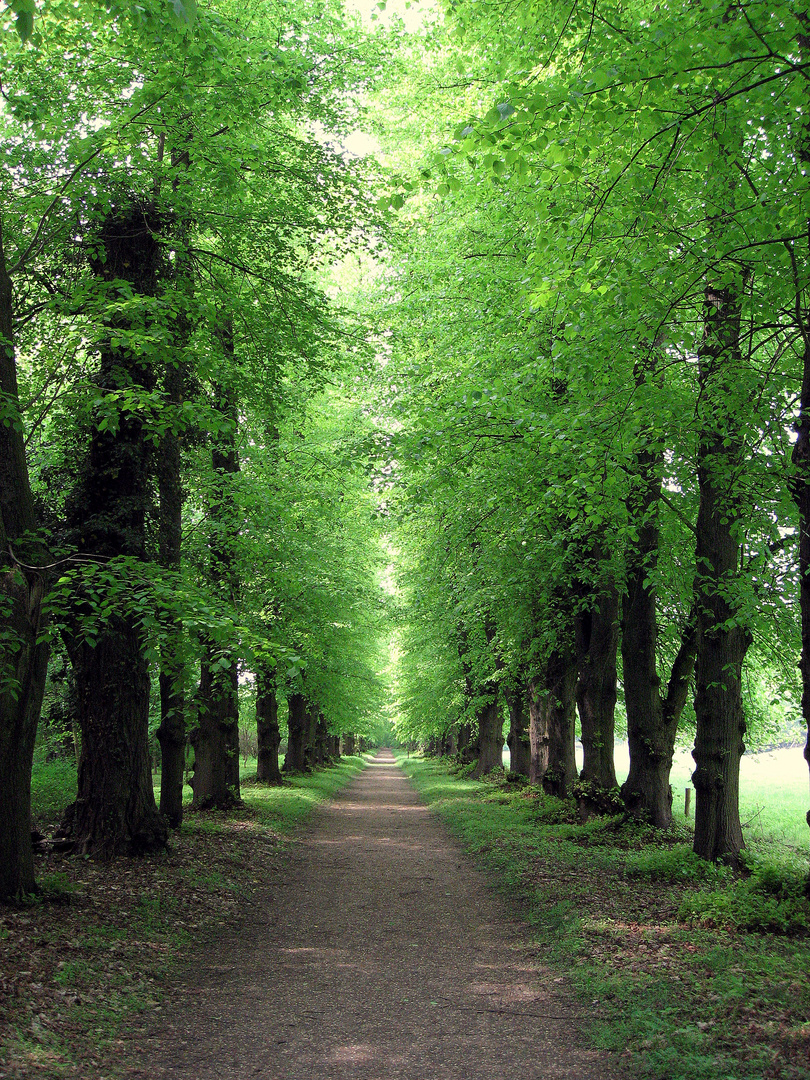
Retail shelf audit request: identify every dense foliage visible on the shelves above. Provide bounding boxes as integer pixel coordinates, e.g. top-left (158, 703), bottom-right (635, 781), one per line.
top-left (0, 0), bottom-right (808, 899)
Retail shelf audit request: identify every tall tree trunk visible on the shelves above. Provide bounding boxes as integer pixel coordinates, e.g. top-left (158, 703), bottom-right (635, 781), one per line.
top-left (575, 581), bottom-right (619, 791)
top-left (472, 696), bottom-right (503, 777)
top-left (342, 732), bottom-right (356, 756)
top-left (313, 713), bottom-right (329, 766)
top-left (256, 668), bottom-right (282, 784)
top-left (0, 216), bottom-right (50, 899)
top-left (788, 27), bottom-right (810, 891)
top-left (692, 283), bottom-right (750, 865)
top-left (283, 692), bottom-right (307, 772)
top-left (472, 616), bottom-right (503, 777)
top-left (66, 619), bottom-right (167, 856)
top-left (155, 149), bottom-right (192, 829)
top-left (529, 646), bottom-right (577, 796)
top-left (456, 721), bottom-right (474, 763)
top-left (189, 643), bottom-right (239, 809)
top-left (621, 355), bottom-right (697, 828)
top-left (303, 702), bottom-right (319, 770)
top-left (191, 323), bottom-right (241, 810)
top-left (156, 350), bottom-right (186, 828)
top-left (504, 681), bottom-right (531, 777)
top-left (60, 203), bottom-right (167, 858)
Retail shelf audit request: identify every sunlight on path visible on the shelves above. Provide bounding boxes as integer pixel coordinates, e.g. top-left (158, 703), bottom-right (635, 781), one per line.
top-left (134, 750), bottom-right (615, 1079)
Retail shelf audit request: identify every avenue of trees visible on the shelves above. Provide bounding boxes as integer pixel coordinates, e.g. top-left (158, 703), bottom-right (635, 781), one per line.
top-left (0, 0), bottom-right (390, 899)
top-left (1, 0), bottom-right (808, 901)
top-left (378, 0), bottom-right (809, 870)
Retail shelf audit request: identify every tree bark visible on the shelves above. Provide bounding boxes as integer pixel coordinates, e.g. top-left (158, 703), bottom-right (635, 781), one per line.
top-left (342, 732), bottom-right (356, 756)
top-left (504, 681), bottom-right (531, 777)
top-left (156, 350), bottom-right (186, 828)
top-left (191, 322), bottom-right (241, 810)
top-left (59, 202), bottom-right (167, 858)
top-left (456, 721), bottom-right (474, 763)
top-left (620, 356), bottom-right (697, 828)
top-left (575, 582), bottom-right (619, 791)
top-left (65, 618), bottom-right (167, 857)
top-left (189, 642), bottom-right (240, 809)
top-left (529, 646), bottom-right (577, 796)
top-left (283, 692), bottom-right (308, 772)
top-left (0, 216), bottom-right (50, 899)
top-left (472, 696), bottom-right (503, 777)
top-left (691, 282), bottom-right (750, 864)
top-left (303, 701), bottom-right (319, 770)
top-left (314, 713), bottom-right (330, 766)
top-left (256, 669), bottom-right (282, 784)
top-left (788, 28), bottom-right (810, 891)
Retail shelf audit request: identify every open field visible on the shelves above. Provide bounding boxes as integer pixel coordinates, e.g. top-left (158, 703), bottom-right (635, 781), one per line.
top-left (501, 742), bottom-right (810, 855)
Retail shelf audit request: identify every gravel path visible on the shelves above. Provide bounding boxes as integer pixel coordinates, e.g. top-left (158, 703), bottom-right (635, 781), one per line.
top-left (133, 751), bottom-right (616, 1079)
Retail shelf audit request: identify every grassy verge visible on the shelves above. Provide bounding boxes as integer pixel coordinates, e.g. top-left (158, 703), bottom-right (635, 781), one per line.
top-left (1, 754), bottom-right (368, 1080)
top-left (399, 754), bottom-right (810, 1080)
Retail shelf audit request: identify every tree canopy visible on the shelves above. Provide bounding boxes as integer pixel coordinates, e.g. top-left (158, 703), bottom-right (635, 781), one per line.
top-left (0, 0), bottom-right (808, 899)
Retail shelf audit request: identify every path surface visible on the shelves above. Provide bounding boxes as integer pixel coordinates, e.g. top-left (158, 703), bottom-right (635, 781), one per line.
top-left (134, 753), bottom-right (615, 1079)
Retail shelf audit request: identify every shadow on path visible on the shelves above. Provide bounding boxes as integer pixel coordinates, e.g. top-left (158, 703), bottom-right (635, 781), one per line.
top-left (132, 750), bottom-right (616, 1079)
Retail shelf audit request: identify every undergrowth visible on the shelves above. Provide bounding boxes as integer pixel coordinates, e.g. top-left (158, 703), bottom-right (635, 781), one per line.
top-left (399, 753), bottom-right (810, 1080)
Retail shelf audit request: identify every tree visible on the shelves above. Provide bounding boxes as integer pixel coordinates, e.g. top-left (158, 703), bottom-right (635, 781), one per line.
top-left (0, 219), bottom-right (50, 898)
top-left (57, 201), bottom-right (169, 857)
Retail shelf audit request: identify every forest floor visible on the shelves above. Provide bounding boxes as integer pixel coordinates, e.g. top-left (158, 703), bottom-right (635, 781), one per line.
top-left (1, 751), bottom-right (616, 1079)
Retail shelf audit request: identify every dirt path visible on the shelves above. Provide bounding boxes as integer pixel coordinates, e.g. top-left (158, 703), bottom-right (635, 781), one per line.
top-left (131, 752), bottom-right (616, 1079)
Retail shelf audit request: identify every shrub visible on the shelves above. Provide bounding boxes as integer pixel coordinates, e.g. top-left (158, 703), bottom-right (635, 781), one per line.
top-left (677, 881), bottom-right (810, 935)
top-left (30, 758), bottom-right (77, 827)
top-left (625, 845), bottom-right (732, 884)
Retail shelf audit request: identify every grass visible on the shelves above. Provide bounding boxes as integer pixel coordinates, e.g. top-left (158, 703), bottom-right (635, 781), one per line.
top-left (3, 752), bottom-right (369, 1080)
top-left (400, 753), bottom-right (810, 1080)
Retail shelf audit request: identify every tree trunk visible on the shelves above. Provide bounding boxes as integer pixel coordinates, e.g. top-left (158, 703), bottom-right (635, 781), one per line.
top-left (692, 283), bottom-right (750, 865)
top-left (472, 697), bottom-right (503, 777)
top-left (575, 582), bottom-right (619, 791)
top-left (794, 336), bottom-right (810, 889)
top-left (189, 642), bottom-right (240, 810)
top-left (283, 693), bottom-right (307, 772)
top-left (342, 732), bottom-right (356, 756)
top-left (256, 670), bottom-right (282, 784)
top-left (788, 53), bottom-right (810, 891)
top-left (155, 191), bottom-right (191, 829)
top-left (190, 323), bottom-right (241, 810)
top-left (302, 702), bottom-right (319, 770)
top-left (504, 681), bottom-right (531, 777)
top-left (0, 216), bottom-right (50, 899)
top-left (456, 721), bottom-right (475, 763)
top-left (64, 619), bottom-right (167, 857)
top-left (314, 714), bottom-right (330, 766)
top-left (620, 356), bottom-right (697, 828)
top-left (156, 355), bottom-right (186, 828)
top-left (59, 203), bottom-right (167, 857)
top-left (529, 646), bottom-right (577, 796)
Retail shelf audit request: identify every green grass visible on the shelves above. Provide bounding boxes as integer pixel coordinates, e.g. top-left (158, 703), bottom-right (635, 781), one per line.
top-left (30, 758), bottom-right (78, 829)
top-left (31, 753), bottom-right (369, 836)
top-left (401, 753), bottom-right (810, 1080)
top-left (239, 756), bottom-right (368, 831)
